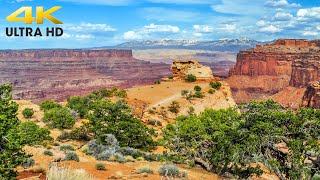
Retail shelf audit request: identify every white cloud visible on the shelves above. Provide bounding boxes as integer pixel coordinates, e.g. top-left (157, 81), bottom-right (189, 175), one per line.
top-left (122, 23), bottom-right (180, 40)
top-left (61, 33), bottom-right (95, 40)
top-left (123, 31), bottom-right (142, 40)
top-left (274, 12), bottom-right (293, 21)
top-left (64, 23), bottom-right (116, 32)
top-left (256, 20), bottom-right (267, 27)
top-left (259, 25), bottom-right (282, 33)
top-left (302, 31), bottom-right (319, 36)
top-left (211, 0), bottom-right (265, 15)
top-left (144, 24), bottom-right (180, 33)
top-left (58, 0), bottom-right (133, 6)
top-left (297, 7), bottom-right (320, 19)
top-left (265, 0), bottom-right (300, 8)
top-left (193, 25), bottom-right (214, 33)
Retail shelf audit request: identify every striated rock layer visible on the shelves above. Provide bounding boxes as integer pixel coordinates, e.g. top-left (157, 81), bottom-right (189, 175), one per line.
top-left (301, 82), bottom-right (320, 109)
top-left (0, 49), bottom-right (171, 103)
top-left (171, 60), bottom-right (213, 80)
top-left (227, 39), bottom-right (320, 108)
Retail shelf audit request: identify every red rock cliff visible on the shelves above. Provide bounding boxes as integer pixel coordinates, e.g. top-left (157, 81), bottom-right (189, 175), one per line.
top-left (0, 49), bottom-right (134, 61)
top-left (228, 39), bottom-right (320, 108)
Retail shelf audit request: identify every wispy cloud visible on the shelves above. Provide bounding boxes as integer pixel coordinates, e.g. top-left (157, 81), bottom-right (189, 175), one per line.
top-left (265, 0), bottom-right (301, 8)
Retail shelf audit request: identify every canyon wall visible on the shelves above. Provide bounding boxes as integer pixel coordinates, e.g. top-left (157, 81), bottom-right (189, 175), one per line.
top-left (0, 49), bottom-right (171, 102)
top-left (227, 39), bottom-right (320, 108)
top-left (0, 49), bottom-right (134, 61)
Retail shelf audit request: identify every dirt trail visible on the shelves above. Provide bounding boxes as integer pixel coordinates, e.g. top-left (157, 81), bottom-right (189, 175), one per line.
top-left (150, 92), bottom-right (182, 108)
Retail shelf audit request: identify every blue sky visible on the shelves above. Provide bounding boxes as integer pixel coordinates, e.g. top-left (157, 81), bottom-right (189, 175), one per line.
top-left (0, 0), bottom-right (319, 49)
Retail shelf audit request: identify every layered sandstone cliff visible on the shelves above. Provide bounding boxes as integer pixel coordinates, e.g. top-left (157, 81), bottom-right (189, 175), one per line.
top-left (301, 81), bottom-right (320, 109)
top-left (0, 49), bottom-right (171, 102)
top-left (227, 39), bottom-right (320, 108)
top-left (0, 49), bottom-right (134, 61)
top-left (171, 60), bottom-right (213, 80)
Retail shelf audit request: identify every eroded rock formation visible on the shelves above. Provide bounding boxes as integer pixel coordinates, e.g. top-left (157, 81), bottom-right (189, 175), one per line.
top-left (0, 49), bottom-right (171, 102)
top-left (301, 82), bottom-right (320, 109)
top-left (227, 39), bottom-right (320, 108)
top-left (171, 60), bottom-right (213, 80)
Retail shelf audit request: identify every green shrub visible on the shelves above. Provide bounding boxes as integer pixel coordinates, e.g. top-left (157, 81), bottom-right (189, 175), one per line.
top-left (60, 145), bottom-right (75, 151)
top-left (194, 86), bottom-right (202, 92)
top-left (43, 150), bottom-right (54, 156)
top-left (43, 107), bottom-right (76, 130)
top-left (187, 107), bottom-right (195, 115)
top-left (7, 121), bottom-right (52, 146)
top-left (68, 125), bottom-right (90, 141)
top-left (124, 155), bottom-right (135, 162)
top-left (185, 74), bottom-right (197, 82)
top-left (168, 76), bottom-right (174, 80)
top-left (88, 100), bottom-right (155, 150)
top-left (22, 108), bottom-right (34, 118)
top-left (39, 100), bottom-right (61, 111)
top-left (208, 89), bottom-right (215, 94)
top-left (148, 109), bottom-right (156, 114)
top-left (66, 96), bottom-right (90, 118)
top-left (156, 121), bottom-right (162, 126)
top-left (154, 80), bottom-right (161, 84)
top-left (65, 152), bottom-right (79, 162)
top-left (193, 91), bottom-right (205, 98)
top-left (137, 165), bottom-right (154, 174)
top-left (209, 82), bottom-right (222, 90)
top-left (168, 101), bottom-right (180, 114)
top-left (159, 163), bottom-right (180, 177)
top-left (22, 158), bottom-right (35, 169)
top-left (95, 163), bottom-right (106, 171)
top-left (57, 131), bottom-right (69, 141)
top-left (148, 120), bottom-right (156, 126)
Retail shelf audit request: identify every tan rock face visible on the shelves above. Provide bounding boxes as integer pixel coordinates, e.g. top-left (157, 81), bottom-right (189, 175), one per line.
top-left (228, 39), bottom-right (320, 107)
top-left (171, 60), bottom-right (213, 79)
top-left (301, 81), bottom-right (320, 109)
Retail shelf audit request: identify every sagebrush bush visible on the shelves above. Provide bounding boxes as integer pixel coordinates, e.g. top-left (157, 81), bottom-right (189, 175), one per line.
top-left (159, 163), bottom-right (180, 177)
top-left (65, 152), bottom-right (79, 162)
top-left (95, 163), bottom-right (106, 171)
top-left (120, 147), bottom-right (139, 157)
top-left (148, 120), bottom-right (156, 126)
top-left (43, 150), bottom-right (54, 156)
top-left (60, 145), bottom-right (75, 151)
top-left (22, 158), bottom-right (35, 168)
top-left (124, 155), bottom-right (135, 162)
top-left (137, 165), bottom-right (154, 174)
top-left (22, 108), bottom-right (34, 118)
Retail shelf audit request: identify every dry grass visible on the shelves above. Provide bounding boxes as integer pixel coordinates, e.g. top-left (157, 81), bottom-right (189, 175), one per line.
top-left (46, 165), bottom-right (95, 180)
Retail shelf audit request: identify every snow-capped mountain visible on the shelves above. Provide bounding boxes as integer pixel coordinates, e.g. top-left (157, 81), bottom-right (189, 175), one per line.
top-left (113, 38), bottom-right (271, 52)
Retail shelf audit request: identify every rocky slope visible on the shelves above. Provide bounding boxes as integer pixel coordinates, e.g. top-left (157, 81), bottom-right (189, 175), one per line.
top-left (0, 49), bottom-right (171, 102)
top-left (227, 39), bottom-right (320, 108)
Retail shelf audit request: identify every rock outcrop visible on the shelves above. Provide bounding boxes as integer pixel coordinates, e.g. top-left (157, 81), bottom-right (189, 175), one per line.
top-left (0, 49), bottom-right (171, 102)
top-left (227, 39), bottom-right (320, 108)
top-left (301, 82), bottom-right (320, 109)
top-left (171, 60), bottom-right (213, 80)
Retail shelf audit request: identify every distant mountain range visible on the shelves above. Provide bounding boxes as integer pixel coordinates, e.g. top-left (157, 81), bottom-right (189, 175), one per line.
top-left (97, 38), bottom-right (273, 52)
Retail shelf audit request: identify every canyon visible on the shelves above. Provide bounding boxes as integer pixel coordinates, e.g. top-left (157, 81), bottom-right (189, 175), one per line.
top-left (228, 39), bottom-right (320, 109)
top-left (0, 49), bottom-right (171, 102)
